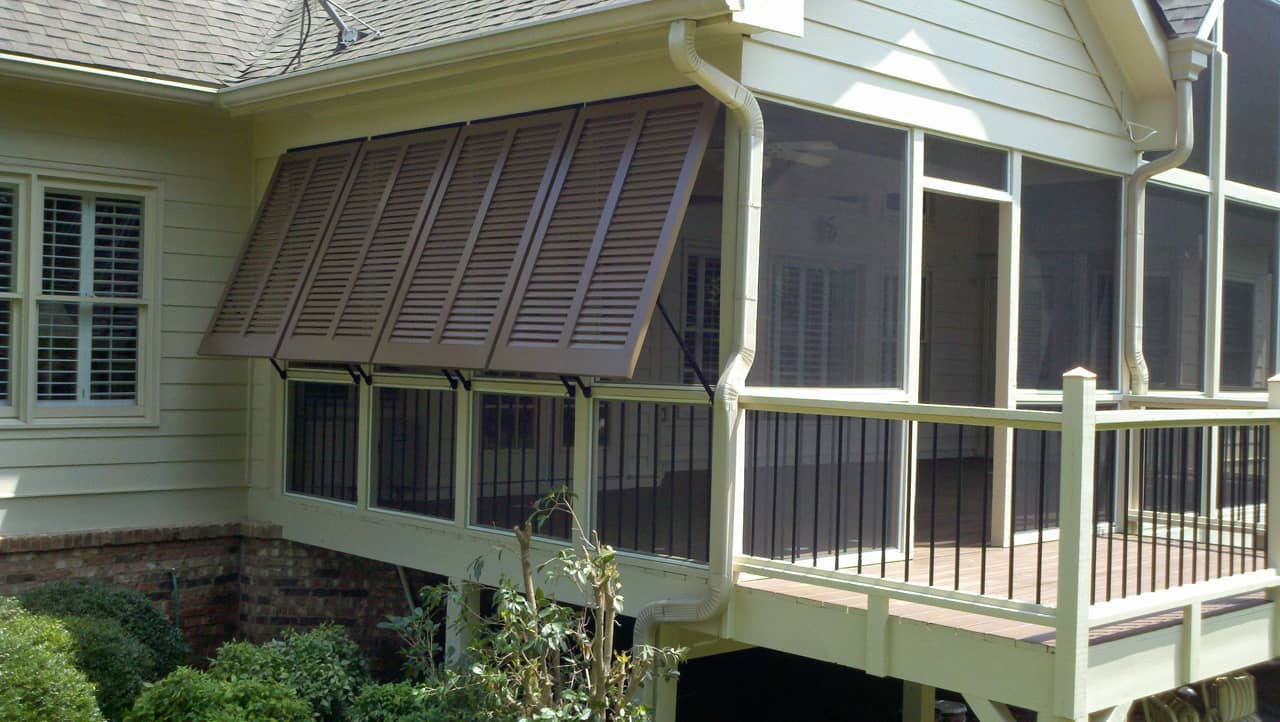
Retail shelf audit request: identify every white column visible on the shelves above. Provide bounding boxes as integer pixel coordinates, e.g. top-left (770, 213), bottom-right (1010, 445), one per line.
top-left (453, 384), bottom-right (474, 527)
top-left (1053, 368), bottom-right (1097, 721)
top-left (902, 681), bottom-right (936, 722)
top-left (572, 388), bottom-right (595, 549)
top-left (445, 578), bottom-right (482, 669)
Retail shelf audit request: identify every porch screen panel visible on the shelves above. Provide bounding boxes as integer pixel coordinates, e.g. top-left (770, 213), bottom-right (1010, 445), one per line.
top-left (278, 128), bottom-right (458, 362)
top-left (199, 140), bottom-right (362, 357)
top-left (491, 89), bottom-right (719, 377)
top-left (376, 109), bottom-right (576, 369)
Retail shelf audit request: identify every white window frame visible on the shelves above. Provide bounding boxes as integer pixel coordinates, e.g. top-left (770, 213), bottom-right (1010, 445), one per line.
top-left (0, 168), bottom-right (161, 427)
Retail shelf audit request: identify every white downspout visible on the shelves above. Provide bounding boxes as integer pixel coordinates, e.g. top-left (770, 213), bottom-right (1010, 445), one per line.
top-left (1124, 79), bottom-right (1193, 396)
top-left (631, 17), bottom-right (762, 679)
top-left (1125, 37), bottom-right (1212, 395)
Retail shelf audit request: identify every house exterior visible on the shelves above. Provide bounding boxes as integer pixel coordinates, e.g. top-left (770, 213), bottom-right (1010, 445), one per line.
top-left (1, 0), bottom-right (1279, 719)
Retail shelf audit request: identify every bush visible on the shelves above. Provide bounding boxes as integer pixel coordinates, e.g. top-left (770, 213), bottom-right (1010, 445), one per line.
top-left (125, 667), bottom-right (309, 722)
top-left (19, 580), bottom-right (188, 678)
top-left (61, 615), bottom-right (154, 721)
top-left (209, 624), bottom-right (369, 721)
top-left (348, 682), bottom-right (447, 722)
top-left (0, 598), bottom-right (104, 722)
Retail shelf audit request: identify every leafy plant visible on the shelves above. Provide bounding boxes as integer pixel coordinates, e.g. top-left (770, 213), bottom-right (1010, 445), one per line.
top-left (380, 491), bottom-right (685, 721)
top-left (124, 667), bottom-right (309, 722)
top-left (209, 624), bottom-right (369, 721)
top-left (348, 682), bottom-right (454, 722)
top-left (0, 597), bottom-right (104, 722)
top-left (19, 580), bottom-right (188, 678)
top-left (60, 615), bottom-right (154, 721)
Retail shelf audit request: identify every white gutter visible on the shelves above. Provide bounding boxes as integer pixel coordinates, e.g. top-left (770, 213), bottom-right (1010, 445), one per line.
top-left (1124, 37), bottom-right (1213, 395)
top-left (0, 52), bottom-right (219, 105)
top-left (631, 18), bottom-right (762, 692)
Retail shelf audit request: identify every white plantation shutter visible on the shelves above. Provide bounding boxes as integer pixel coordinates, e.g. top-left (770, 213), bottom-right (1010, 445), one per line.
top-left (37, 190), bottom-right (145, 405)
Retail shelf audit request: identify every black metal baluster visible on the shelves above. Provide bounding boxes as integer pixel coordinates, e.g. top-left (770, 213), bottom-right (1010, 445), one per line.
top-left (1104, 430), bottom-right (1115, 602)
top-left (686, 405), bottom-right (695, 561)
top-left (813, 415), bottom-right (822, 567)
top-left (616, 403), bottom-right (625, 548)
top-left (883, 420), bottom-right (892, 580)
top-left (1216, 428), bottom-right (1226, 580)
top-left (1036, 431), bottom-right (1047, 604)
top-left (857, 418), bottom-right (867, 575)
top-left (791, 413), bottom-right (801, 564)
top-left (955, 424), bottom-right (964, 591)
top-left (1008, 432), bottom-right (1018, 601)
top-left (929, 423), bottom-right (939, 587)
top-left (651, 402), bottom-right (660, 555)
top-left (1121, 431), bottom-right (1131, 598)
top-left (1191, 428), bottom-right (1201, 584)
top-left (1163, 428), bottom-right (1173, 590)
top-left (771, 412), bottom-right (780, 559)
top-left (1254, 426), bottom-right (1264, 571)
top-left (835, 416), bottom-right (846, 569)
top-left (1137, 429), bottom-right (1147, 594)
top-left (980, 426), bottom-right (991, 596)
top-left (1178, 427), bottom-right (1189, 586)
top-left (669, 405), bottom-right (678, 556)
top-left (749, 411), bottom-right (758, 556)
top-left (633, 404), bottom-right (642, 553)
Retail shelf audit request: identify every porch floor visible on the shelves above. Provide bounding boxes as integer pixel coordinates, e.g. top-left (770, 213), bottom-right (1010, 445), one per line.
top-left (739, 534), bottom-right (1267, 645)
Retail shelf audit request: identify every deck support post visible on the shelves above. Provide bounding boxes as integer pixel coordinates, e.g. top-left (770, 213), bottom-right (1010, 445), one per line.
top-left (902, 681), bottom-right (935, 722)
top-left (963, 695), bottom-right (1016, 722)
top-left (1054, 369), bottom-right (1097, 721)
top-left (445, 578), bottom-right (482, 669)
top-left (1087, 703), bottom-right (1131, 722)
top-left (1267, 375), bottom-right (1280, 656)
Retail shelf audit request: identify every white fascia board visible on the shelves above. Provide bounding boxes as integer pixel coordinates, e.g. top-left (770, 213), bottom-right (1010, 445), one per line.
top-left (727, 0), bottom-right (805, 37)
top-left (1079, 0), bottom-right (1175, 100)
top-left (217, 0), bottom-right (738, 113)
top-left (0, 52), bottom-right (219, 106)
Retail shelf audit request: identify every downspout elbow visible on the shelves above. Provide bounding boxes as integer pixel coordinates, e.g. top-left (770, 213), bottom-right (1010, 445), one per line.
top-left (1125, 77), bottom-right (1195, 397)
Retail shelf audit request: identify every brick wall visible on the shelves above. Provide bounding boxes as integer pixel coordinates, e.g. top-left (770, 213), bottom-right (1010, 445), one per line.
top-left (0, 522), bottom-right (436, 672)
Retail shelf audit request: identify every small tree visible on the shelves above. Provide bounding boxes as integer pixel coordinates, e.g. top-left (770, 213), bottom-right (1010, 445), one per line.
top-left (381, 492), bottom-right (684, 721)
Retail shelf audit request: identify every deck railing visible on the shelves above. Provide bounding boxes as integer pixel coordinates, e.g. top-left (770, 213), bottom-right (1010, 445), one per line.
top-left (731, 372), bottom-right (1280, 682)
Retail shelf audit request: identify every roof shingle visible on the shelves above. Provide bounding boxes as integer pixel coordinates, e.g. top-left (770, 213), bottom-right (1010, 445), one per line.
top-left (1149, 0), bottom-right (1217, 38)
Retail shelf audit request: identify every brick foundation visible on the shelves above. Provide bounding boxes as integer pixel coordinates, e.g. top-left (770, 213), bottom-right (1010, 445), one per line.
top-left (0, 522), bottom-right (437, 674)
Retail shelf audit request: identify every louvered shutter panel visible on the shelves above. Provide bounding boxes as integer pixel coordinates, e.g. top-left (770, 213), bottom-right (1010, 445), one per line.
top-left (490, 90), bottom-right (718, 377)
top-left (375, 108), bottom-right (575, 368)
top-left (277, 128), bottom-right (458, 362)
top-left (199, 140), bottom-right (361, 357)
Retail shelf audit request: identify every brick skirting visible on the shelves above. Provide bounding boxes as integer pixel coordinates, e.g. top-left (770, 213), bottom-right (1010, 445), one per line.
top-left (0, 522), bottom-right (436, 673)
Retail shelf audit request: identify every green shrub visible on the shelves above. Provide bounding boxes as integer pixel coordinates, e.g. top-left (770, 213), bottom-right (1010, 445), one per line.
top-left (0, 598), bottom-right (104, 722)
top-left (19, 580), bottom-right (188, 678)
top-left (125, 667), bottom-right (309, 722)
top-left (61, 615), bottom-right (155, 721)
top-left (209, 624), bottom-right (369, 721)
top-left (348, 682), bottom-right (446, 722)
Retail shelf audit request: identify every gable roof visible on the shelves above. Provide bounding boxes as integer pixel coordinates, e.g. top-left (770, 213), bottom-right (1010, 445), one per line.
top-left (0, 0), bottom-right (639, 87)
top-left (1148, 0), bottom-right (1217, 38)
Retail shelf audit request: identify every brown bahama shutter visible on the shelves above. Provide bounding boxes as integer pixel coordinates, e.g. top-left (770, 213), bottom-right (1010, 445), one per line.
top-left (276, 128), bottom-right (459, 362)
top-left (488, 89), bottom-right (718, 378)
top-left (199, 140), bottom-right (361, 357)
top-left (374, 108), bottom-right (576, 369)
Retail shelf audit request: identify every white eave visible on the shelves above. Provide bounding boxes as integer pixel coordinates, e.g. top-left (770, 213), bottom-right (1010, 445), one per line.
top-left (0, 0), bottom-right (803, 114)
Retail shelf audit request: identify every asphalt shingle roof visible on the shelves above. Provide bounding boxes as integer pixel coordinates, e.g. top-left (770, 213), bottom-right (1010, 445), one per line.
top-left (0, 0), bottom-right (638, 87)
top-left (1149, 0), bottom-right (1216, 38)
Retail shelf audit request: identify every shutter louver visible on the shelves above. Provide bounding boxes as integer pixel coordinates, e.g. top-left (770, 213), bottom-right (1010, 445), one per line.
top-left (376, 109), bottom-right (575, 368)
top-left (199, 140), bottom-right (361, 358)
top-left (278, 128), bottom-right (458, 362)
top-left (490, 90), bottom-right (717, 377)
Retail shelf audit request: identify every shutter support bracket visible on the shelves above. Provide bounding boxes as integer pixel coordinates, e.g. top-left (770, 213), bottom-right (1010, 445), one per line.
top-left (346, 364), bottom-right (372, 386)
top-left (442, 369), bottom-right (471, 391)
top-left (269, 358), bottom-right (288, 381)
top-left (559, 375), bottom-right (591, 398)
top-left (655, 299), bottom-right (714, 402)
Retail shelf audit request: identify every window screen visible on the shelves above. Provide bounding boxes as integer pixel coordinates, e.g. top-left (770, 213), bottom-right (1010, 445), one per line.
top-left (375, 386), bottom-right (457, 518)
top-left (1225, 0), bottom-right (1280, 191)
top-left (750, 100), bottom-right (907, 388)
top-left (472, 393), bottom-right (574, 538)
top-left (287, 381), bottom-right (359, 502)
top-left (1018, 159), bottom-right (1121, 389)
top-left (0, 185), bottom-right (12, 405)
top-left (37, 191), bottom-right (143, 405)
top-left (1221, 202), bottom-right (1278, 390)
top-left (1145, 186), bottom-right (1208, 390)
top-left (924, 135), bottom-right (1008, 190)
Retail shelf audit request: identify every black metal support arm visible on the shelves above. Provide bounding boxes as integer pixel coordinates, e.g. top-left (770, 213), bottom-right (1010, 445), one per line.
top-left (441, 369), bottom-right (471, 391)
top-left (655, 299), bottom-right (714, 402)
top-left (346, 364), bottom-right (372, 386)
top-left (269, 358), bottom-right (287, 381)
top-left (559, 375), bottom-right (591, 398)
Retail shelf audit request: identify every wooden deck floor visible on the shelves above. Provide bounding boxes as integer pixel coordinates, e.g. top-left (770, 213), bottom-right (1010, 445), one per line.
top-left (739, 534), bottom-right (1267, 645)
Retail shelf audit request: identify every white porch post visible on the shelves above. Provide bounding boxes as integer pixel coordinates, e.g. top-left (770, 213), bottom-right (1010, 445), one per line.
top-left (445, 578), bottom-right (482, 669)
top-left (902, 681), bottom-right (935, 722)
top-left (1053, 368), bottom-right (1097, 721)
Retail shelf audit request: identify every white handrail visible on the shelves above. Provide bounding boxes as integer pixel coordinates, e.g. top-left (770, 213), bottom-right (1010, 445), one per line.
top-left (1095, 408), bottom-right (1280, 430)
top-left (738, 389), bottom-right (1062, 430)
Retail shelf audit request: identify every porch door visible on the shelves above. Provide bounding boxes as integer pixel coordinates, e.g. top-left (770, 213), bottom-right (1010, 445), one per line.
top-left (917, 193), bottom-right (1000, 547)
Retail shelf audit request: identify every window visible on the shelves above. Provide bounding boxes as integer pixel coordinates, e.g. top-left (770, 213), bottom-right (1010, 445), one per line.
top-left (1221, 202), bottom-right (1278, 390)
top-left (36, 191), bottom-right (143, 406)
top-left (287, 381), bottom-right (359, 503)
top-left (923, 136), bottom-right (1008, 190)
top-left (0, 184), bottom-right (13, 406)
top-left (1018, 159), bottom-right (1121, 389)
top-left (683, 253), bottom-right (721, 385)
top-left (472, 393), bottom-right (574, 538)
top-left (1225, 0), bottom-right (1280, 191)
top-left (1145, 186), bottom-right (1209, 390)
top-left (752, 100), bottom-right (907, 388)
top-left (375, 387), bottom-right (456, 518)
